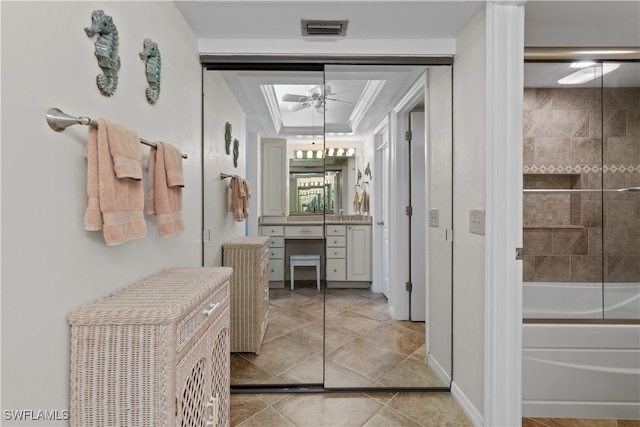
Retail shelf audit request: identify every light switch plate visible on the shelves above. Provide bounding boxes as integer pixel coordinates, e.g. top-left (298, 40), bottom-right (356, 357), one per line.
top-left (469, 209), bottom-right (485, 235)
top-left (429, 208), bottom-right (439, 227)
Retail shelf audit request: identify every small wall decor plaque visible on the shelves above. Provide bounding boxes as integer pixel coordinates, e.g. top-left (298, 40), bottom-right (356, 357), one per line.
top-left (225, 122), bottom-right (232, 155)
top-left (85, 10), bottom-right (121, 97)
top-left (139, 39), bottom-right (161, 105)
top-left (233, 138), bottom-right (240, 168)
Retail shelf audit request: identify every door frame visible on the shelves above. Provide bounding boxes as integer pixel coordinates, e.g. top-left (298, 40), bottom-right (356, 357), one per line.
top-left (388, 72), bottom-right (427, 320)
top-left (372, 116), bottom-right (389, 296)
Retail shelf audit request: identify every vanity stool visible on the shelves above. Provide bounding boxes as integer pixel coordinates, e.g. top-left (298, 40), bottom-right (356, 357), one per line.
top-left (290, 254), bottom-right (321, 291)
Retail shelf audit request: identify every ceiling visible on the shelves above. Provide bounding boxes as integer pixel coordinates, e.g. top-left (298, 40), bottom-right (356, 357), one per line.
top-left (177, 1), bottom-right (639, 140)
top-left (219, 66), bottom-right (427, 139)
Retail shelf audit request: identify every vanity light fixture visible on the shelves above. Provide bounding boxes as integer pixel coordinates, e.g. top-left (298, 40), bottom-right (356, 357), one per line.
top-left (306, 150), bottom-right (313, 159)
top-left (296, 150), bottom-right (303, 159)
top-left (324, 147), bottom-right (356, 157)
top-left (316, 150), bottom-right (323, 159)
top-left (558, 62), bottom-right (620, 85)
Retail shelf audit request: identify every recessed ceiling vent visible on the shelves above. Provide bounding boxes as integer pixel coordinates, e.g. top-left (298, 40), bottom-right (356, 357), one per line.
top-left (301, 20), bottom-right (349, 37)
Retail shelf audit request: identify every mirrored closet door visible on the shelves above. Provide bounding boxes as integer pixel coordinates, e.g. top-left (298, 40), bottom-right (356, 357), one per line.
top-left (202, 61), bottom-right (453, 391)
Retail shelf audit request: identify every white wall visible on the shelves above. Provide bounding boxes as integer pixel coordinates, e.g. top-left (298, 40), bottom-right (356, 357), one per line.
top-left (452, 6), bottom-right (487, 417)
top-left (202, 70), bottom-right (248, 266)
top-left (1, 2), bottom-right (202, 424)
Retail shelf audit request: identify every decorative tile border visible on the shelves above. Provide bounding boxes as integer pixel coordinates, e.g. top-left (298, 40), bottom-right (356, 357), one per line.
top-left (524, 165), bottom-right (640, 174)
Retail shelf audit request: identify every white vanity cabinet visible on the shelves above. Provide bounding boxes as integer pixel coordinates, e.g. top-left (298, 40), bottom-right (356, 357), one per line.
top-left (346, 225), bottom-right (372, 281)
top-left (260, 225), bottom-right (285, 285)
top-left (261, 139), bottom-right (287, 216)
top-left (326, 224), bottom-right (371, 284)
top-left (326, 225), bottom-right (347, 281)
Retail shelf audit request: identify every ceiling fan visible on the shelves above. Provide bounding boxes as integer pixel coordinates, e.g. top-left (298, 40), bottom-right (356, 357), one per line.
top-left (281, 84), bottom-right (351, 112)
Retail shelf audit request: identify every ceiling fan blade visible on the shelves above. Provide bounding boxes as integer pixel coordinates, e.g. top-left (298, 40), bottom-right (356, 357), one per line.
top-left (289, 102), bottom-right (311, 112)
top-left (282, 94), bottom-right (309, 103)
top-left (325, 97), bottom-right (354, 104)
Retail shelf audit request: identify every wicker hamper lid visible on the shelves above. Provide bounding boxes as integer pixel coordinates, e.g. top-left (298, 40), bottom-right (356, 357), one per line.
top-left (68, 267), bottom-right (232, 325)
top-left (222, 236), bottom-right (269, 248)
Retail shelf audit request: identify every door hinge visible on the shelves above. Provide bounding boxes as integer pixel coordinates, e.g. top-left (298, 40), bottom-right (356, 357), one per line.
top-left (405, 281), bottom-right (413, 292)
top-left (405, 130), bottom-right (412, 141)
top-left (515, 247), bottom-right (524, 260)
top-left (406, 206), bottom-right (413, 216)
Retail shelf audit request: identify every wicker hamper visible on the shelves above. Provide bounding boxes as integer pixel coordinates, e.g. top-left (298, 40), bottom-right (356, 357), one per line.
top-left (222, 236), bottom-right (269, 353)
top-left (68, 267), bottom-right (232, 427)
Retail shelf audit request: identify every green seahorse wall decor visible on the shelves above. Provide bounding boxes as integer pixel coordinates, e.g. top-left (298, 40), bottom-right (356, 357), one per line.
top-left (225, 122), bottom-right (232, 155)
top-left (233, 138), bottom-right (240, 168)
top-left (139, 38), bottom-right (161, 105)
top-left (85, 10), bottom-right (120, 97)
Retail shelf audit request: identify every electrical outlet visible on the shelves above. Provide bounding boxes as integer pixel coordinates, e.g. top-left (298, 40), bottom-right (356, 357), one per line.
top-left (470, 209), bottom-right (485, 235)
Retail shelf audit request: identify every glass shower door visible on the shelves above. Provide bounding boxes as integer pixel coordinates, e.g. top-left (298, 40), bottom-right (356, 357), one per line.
top-left (523, 60), bottom-right (640, 321)
top-left (602, 61), bottom-right (640, 320)
top-left (522, 61), bottom-right (605, 319)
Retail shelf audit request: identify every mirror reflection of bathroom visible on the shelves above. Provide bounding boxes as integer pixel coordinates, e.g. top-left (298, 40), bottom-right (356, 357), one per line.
top-left (203, 62), bottom-right (453, 390)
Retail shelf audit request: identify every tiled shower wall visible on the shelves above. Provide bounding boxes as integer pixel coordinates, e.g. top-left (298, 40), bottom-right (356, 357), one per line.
top-left (523, 87), bottom-right (640, 283)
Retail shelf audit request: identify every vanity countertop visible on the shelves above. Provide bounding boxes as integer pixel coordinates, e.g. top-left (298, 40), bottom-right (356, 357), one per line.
top-left (260, 216), bottom-right (372, 226)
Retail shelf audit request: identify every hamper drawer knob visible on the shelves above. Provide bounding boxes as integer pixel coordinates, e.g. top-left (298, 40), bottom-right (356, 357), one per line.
top-left (203, 302), bottom-right (220, 316)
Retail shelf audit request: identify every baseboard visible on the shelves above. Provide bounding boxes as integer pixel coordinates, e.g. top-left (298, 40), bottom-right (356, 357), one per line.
top-left (427, 353), bottom-right (451, 385)
top-left (523, 401), bottom-right (640, 420)
top-left (451, 381), bottom-right (484, 427)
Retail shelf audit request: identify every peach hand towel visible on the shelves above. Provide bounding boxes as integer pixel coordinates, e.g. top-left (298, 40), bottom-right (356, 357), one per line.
top-left (241, 178), bottom-right (251, 219)
top-left (147, 142), bottom-right (184, 237)
top-left (229, 176), bottom-right (244, 221)
top-left (84, 119), bottom-right (147, 245)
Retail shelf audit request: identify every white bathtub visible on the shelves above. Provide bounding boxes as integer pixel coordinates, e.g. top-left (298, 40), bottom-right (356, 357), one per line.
top-left (523, 281), bottom-right (640, 319)
top-left (522, 282), bottom-right (640, 419)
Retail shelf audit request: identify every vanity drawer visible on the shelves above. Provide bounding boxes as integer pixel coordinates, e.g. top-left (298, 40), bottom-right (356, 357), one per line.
top-left (268, 247), bottom-right (284, 259)
top-left (326, 236), bottom-right (346, 247)
top-left (261, 225), bottom-right (284, 237)
top-left (326, 259), bottom-right (346, 281)
top-left (326, 225), bottom-right (346, 236)
top-left (268, 237), bottom-right (284, 248)
top-left (326, 247), bottom-right (346, 259)
top-left (268, 259), bottom-right (284, 281)
top-left (285, 225), bottom-right (323, 238)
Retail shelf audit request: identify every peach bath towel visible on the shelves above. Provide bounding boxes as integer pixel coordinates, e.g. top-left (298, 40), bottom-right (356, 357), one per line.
top-left (84, 119), bottom-right (147, 245)
top-left (147, 142), bottom-right (184, 237)
top-left (229, 176), bottom-right (251, 221)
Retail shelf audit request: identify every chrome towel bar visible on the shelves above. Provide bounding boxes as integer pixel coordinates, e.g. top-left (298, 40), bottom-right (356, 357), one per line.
top-left (46, 107), bottom-right (187, 159)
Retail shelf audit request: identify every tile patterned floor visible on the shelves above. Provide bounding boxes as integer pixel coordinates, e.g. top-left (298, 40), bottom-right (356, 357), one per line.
top-left (231, 391), bottom-right (473, 427)
top-left (231, 282), bottom-right (445, 388)
top-left (229, 283), bottom-right (640, 427)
